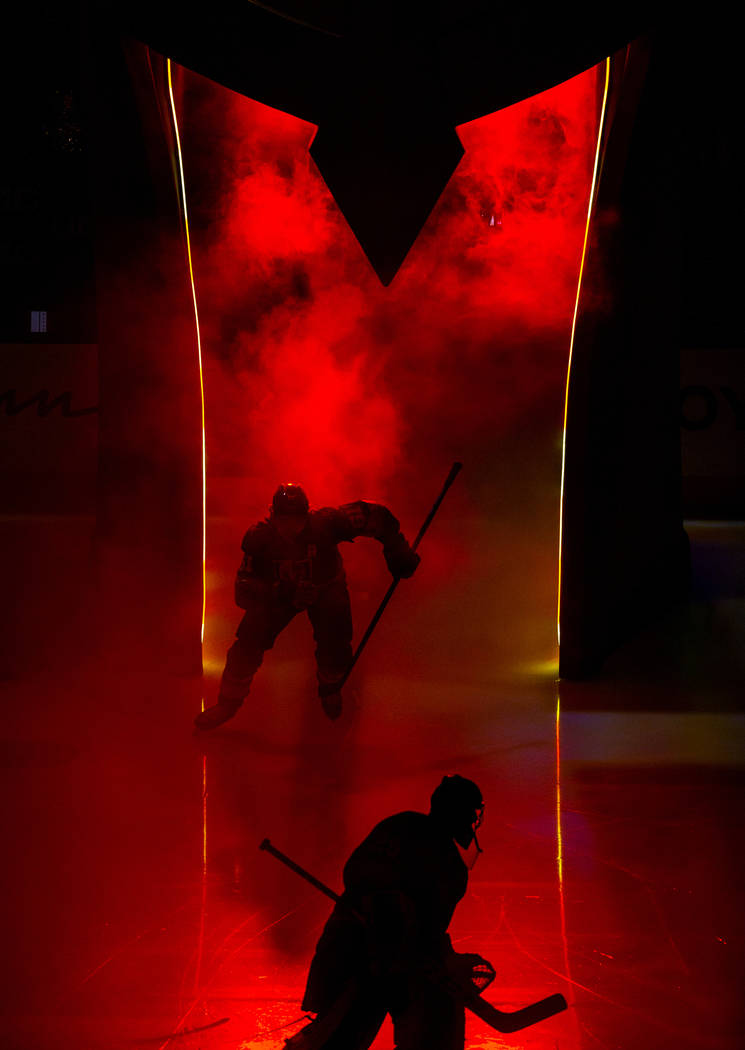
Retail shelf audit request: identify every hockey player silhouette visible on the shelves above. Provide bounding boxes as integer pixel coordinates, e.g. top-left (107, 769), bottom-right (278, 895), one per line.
top-left (195, 483), bottom-right (419, 728)
top-left (292, 775), bottom-right (491, 1050)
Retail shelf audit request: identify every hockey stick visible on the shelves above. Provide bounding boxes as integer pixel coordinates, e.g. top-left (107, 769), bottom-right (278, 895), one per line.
top-left (260, 838), bottom-right (359, 916)
top-left (337, 461), bottom-right (462, 690)
top-left (134, 1016), bottom-right (230, 1042)
top-left (259, 838), bottom-right (567, 1034)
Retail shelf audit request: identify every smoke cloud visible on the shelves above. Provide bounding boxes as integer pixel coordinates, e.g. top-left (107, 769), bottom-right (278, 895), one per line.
top-left (176, 62), bottom-right (602, 669)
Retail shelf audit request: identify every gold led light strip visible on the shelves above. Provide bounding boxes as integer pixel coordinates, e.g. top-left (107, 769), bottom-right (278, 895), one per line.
top-left (555, 62), bottom-right (611, 1023)
top-left (556, 696), bottom-right (564, 888)
top-left (556, 694), bottom-right (571, 978)
top-left (557, 57), bottom-right (612, 646)
top-left (166, 58), bottom-right (208, 651)
top-left (164, 63), bottom-right (209, 1025)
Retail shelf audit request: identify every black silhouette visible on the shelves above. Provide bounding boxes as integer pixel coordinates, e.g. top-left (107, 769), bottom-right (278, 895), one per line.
top-left (120, 3), bottom-right (650, 282)
top-left (0, 389), bottom-right (98, 418)
top-left (195, 483), bottom-right (419, 727)
top-left (291, 775), bottom-right (489, 1050)
top-left (262, 821), bottom-right (568, 1043)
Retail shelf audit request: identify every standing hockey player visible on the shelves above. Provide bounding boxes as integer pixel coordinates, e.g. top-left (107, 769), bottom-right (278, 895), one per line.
top-left (293, 775), bottom-right (490, 1050)
top-left (195, 483), bottom-right (420, 728)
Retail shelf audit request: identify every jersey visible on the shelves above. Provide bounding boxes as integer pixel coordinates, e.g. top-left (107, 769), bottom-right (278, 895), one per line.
top-left (342, 811), bottom-right (469, 954)
top-left (238, 501), bottom-right (402, 591)
top-left (302, 811), bottom-right (468, 1013)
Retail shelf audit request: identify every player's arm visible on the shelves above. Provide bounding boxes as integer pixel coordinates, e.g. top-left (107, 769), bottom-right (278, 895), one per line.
top-left (333, 501), bottom-right (420, 578)
top-left (339, 817), bottom-right (425, 972)
top-left (234, 526), bottom-right (273, 608)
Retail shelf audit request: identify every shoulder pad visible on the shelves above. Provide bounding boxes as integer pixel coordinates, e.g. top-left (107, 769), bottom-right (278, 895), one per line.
top-left (338, 501), bottom-right (370, 530)
top-left (311, 506), bottom-right (338, 521)
top-left (241, 521), bottom-right (272, 552)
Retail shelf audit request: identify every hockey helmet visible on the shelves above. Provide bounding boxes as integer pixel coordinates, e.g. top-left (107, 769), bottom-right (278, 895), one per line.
top-left (271, 483), bottom-right (310, 517)
top-left (430, 774), bottom-right (484, 849)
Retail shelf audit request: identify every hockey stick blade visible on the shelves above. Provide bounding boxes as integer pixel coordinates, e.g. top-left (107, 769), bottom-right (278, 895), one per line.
top-left (134, 1016), bottom-right (230, 1042)
top-left (464, 988), bottom-right (568, 1033)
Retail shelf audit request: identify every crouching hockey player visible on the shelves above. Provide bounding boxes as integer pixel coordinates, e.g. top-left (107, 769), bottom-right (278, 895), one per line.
top-left (291, 775), bottom-right (492, 1050)
top-left (195, 483), bottom-right (420, 728)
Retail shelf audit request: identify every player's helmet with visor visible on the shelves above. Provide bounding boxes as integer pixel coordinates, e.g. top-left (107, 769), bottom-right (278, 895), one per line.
top-left (430, 774), bottom-right (485, 849)
top-left (271, 483), bottom-right (310, 517)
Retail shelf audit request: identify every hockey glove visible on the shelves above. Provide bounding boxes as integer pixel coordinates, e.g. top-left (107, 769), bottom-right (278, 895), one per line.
top-left (445, 952), bottom-right (496, 992)
top-left (383, 535), bottom-right (420, 579)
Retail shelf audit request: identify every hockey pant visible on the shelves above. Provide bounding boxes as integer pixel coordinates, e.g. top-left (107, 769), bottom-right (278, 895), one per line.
top-left (299, 976), bottom-right (465, 1050)
top-left (218, 579), bottom-right (353, 706)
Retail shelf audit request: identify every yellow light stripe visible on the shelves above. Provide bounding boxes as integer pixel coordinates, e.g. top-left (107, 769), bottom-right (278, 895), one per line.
top-left (556, 694), bottom-right (563, 886)
top-left (557, 57), bottom-right (611, 646)
top-left (556, 692), bottom-right (575, 1005)
top-left (202, 754), bottom-right (208, 872)
top-left (166, 58), bottom-right (208, 650)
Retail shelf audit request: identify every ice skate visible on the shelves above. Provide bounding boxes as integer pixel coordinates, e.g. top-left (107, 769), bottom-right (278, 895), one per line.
top-left (194, 699), bottom-right (240, 730)
top-left (320, 688), bottom-right (343, 720)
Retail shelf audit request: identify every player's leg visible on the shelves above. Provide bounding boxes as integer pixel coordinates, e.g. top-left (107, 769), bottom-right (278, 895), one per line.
top-left (307, 579), bottom-right (353, 720)
top-left (287, 983), bottom-right (386, 1050)
top-left (391, 977), bottom-right (465, 1050)
top-left (194, 598), bottom-right (297, 729)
